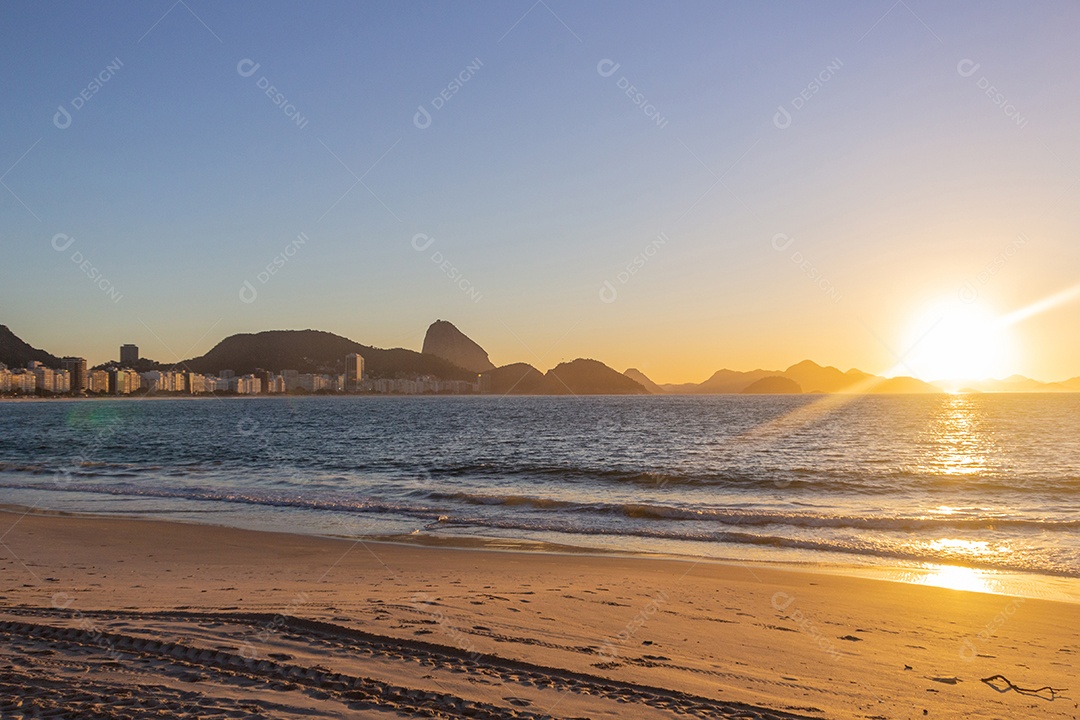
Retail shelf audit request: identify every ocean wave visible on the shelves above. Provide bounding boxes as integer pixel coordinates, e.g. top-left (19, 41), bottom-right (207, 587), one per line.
top-left (0, 480), bottom-right (442, 521)
top-left (3, 457), bottom-right (1079, 496)
top-left (2, 479), bottom-right (1076, 577)
top-left (418, 461), bottom-right (1080, 494)
top-left (427, 514), bottom-right (1079, 577)
top-left (425, 491), bottom-right (1080, 532)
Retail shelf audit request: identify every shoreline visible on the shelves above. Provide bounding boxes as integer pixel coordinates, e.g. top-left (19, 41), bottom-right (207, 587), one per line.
top-left (1, 505), bottom-right (1077, 717)
top-left (4, 389), bottom-right (1080, 401)
top-left (5, 500), bottom-right (1080, 606)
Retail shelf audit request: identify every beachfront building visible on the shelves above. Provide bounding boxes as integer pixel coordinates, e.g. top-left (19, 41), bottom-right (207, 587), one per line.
top-left (89, 369), bottom-right (110, 394)
top-left (232, 375), bottom-right (263, 395)
top-left (7, 370), bottom-right (36, 394)
top-left (32, 367), bottom-right (55, 393)
top-left (141, 370), bottom-right (191, 394)
top-left (30, 367), bottom-right (71, 394)
top-left (369, 376), bottom-right (479, 394)
top-left (109, 368), bottom-right (142, 395)
top-left (345, 353), bottom-right (365, 391)
top-left (61, 357), bottom-right (88, 394)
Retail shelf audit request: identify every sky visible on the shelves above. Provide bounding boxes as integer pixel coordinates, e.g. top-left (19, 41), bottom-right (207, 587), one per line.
top-left (2, 1), bottom-right (1079, 384)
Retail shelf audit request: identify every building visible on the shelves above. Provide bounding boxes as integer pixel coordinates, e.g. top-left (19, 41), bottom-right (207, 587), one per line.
top-left (188, 373), bottom-right (207, 394)
top-left (61, 357), bottom-right (88, 394)
top-left (9, 370), bottom-right (36, 394)
top-left (33, 367), bottom-right (56, 393)
top-left (109, 367), bottom-right (141, 395)
top-left (345, 353), bottom-right (365, 391)
top-left (120, 344), bottom-right (139, 366)
top-left (89, 369), bottom-right (110, 394)
top-left (233, 375), bottom-right (263, 395)
top-left (54, 369), bottom-right (71, 393)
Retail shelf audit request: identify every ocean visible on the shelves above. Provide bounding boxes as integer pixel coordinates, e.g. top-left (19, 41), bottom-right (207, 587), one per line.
top-left (2, 394), bottom-right (1078, 590)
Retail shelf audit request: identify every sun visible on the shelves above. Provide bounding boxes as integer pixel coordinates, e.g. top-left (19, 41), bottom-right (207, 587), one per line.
top-left (898, 300), bottom-right (1015, 383)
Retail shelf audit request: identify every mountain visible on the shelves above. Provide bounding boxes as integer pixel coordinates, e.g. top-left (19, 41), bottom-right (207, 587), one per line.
top-left (623, 368), bottom-right (664, 394)
top-left (0, 324), bottom-right (61, 369)
top-left (742, 376), bottom-right (801, 394)
top-left (697, 368), bottom-right (774, 393)
top-left (782, 360), bottom-right (872, 393)
top-left (421, 320), bottom-right (494, 373)
top-left (480, 363), bottom-right (550, 394)
top-left (180, 329), bottom-right (475, 380)
top-left (546, 359), bottom-right (649, 395)
top-left (658, 360), bottom-right (942, 394)
top-left (481, 359), bottom-right (649, 395)
top-left (867, 376), bottom-right (942, 394)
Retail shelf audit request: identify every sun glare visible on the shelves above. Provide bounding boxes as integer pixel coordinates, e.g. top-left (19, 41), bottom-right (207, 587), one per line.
top-left (899, 300), bottom-right (1014, 383)
top-left (919, 564), bottom-right (993, 593)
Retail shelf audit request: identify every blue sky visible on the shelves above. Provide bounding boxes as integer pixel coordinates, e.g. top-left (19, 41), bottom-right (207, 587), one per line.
top-left (2, 1), bottom-right (1079, 382)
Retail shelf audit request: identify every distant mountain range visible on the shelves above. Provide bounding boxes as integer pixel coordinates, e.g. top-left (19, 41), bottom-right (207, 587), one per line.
top-left (624, 358), bottom-right (1080, 394)
top-left (179, 329), bottom-right (475, 381)
top-left (478, 359), bottom-right (647, 395)
top-left (3, 321), bottom-right (1079, 394)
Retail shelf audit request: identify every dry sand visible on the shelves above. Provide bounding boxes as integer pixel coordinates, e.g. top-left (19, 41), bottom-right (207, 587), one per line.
top-left (0, 506), bottom-right (1076, 719)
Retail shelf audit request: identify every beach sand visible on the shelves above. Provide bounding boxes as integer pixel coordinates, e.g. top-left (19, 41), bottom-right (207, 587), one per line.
top-left (0, 507), bottom-right (1075, 719)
